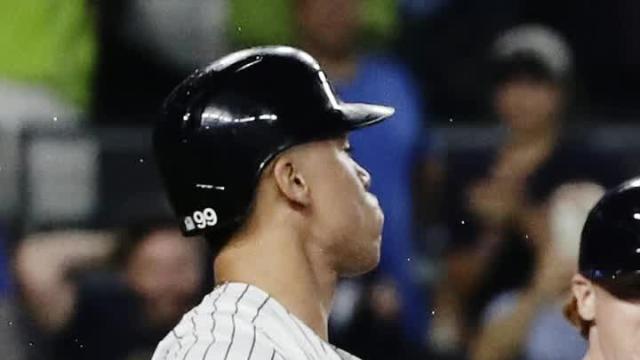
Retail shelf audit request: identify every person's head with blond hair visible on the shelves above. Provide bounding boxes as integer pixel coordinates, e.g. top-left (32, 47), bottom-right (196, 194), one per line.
top-left (565, 178), bottom-right (640, 359)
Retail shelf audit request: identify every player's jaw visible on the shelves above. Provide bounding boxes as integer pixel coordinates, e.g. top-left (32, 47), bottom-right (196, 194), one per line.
top-left (283, 136), bottom-right (384, 276)
top-left (316, 136), bottom-right (384, 275)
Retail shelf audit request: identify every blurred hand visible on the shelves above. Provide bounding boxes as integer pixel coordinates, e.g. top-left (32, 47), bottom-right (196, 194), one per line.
top-left (18, 230), bottom-right (117, 270)
top-left (530, 245), bottom-right (574, 301)
top-left (15, 230), bottom-right (117, 332)
top-left (467, 176), bottom-right (525, 228)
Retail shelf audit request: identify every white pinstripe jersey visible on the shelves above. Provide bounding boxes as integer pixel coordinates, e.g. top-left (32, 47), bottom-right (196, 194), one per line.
top-left (151, 282), bottom-right (361, 360)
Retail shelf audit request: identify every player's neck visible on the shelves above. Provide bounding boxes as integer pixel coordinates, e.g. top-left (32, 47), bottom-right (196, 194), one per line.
top-left (214, 223), bottom-right (337, 341)
top-left (583, 328), bottom-right (605, 360)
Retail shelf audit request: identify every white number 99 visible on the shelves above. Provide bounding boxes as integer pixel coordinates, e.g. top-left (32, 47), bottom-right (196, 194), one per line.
top-left (193, 208), bottom-right (218, 229)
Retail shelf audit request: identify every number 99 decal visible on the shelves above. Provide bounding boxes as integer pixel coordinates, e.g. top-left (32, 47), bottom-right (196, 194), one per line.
top-left (186, 208), bottom-right (218, 230)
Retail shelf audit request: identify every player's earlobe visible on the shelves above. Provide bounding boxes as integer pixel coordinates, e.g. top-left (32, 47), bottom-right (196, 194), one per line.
top-left (572, 274), bottom-right (596, 321)
top-left (272, 157), bottom-right (311, 207)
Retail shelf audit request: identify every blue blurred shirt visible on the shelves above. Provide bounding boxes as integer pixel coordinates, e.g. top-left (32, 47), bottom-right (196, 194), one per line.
top-left (483, 291), bottom-right (587, 360)
top-left (0, 225), bottom-right (12, 298)
top-left (336, 54), bottom-right (429, 341)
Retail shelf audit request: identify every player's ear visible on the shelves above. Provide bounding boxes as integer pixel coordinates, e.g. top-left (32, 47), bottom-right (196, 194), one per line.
top-left (572, 273), bottom-right (596, 322)
top-left (272, 155), bottom-right (311, 207)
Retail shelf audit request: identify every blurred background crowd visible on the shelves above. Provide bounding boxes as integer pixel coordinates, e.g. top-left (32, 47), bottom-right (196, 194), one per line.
top-left (0, 0), bottom-right (639, 359)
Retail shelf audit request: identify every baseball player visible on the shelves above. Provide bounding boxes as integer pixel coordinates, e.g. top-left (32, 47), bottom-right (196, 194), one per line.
top-left (565, 178), bottom-right (640, 359)
top-left (151, 46), bottom-right (394, 359)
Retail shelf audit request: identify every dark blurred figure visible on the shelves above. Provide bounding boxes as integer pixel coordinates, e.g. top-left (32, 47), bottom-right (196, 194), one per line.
top-left (338, 275), bottom-right (424, 360)
top-left (15, 223), bottom-right (205, 360)
top-left (400, 0), bottom-right (640, 122)
top-left (428, 25), bottom-right (623, 359)
top-left (91, 0), bottom-right (229, 125)
top-left (294, 0), bottom-right (432, 353)
top-left (522, 0), bottom-right (640, 118)
top-left (398, 0), bottom-right (523, 121)
top-left (470, 183), bottom-right (603, 360)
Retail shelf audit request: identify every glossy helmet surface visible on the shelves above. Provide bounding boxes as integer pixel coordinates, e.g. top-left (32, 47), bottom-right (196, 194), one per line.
top-left (154, 46), bottom-right (394, 237)
top-left (580, 178), bottom-right (640, 287)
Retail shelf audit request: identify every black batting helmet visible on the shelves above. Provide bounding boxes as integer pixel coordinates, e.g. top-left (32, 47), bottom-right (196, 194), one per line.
top-left (579, 177), bottom-right (640, 294)
top-left (153, 46), bottom-right (394, 238)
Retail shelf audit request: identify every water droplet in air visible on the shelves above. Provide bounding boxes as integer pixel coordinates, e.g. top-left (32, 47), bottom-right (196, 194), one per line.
top-left (237, 26), bottom-right (242, 32)
top-left (449, 118), bottom-right (454, 123)
top-left (7, 321), bottom-right (12, 326)
top-left (28, 341), bottom-right (34, 347)
top-left (431, 310), bottom-right (436, 315)
top-left (53, 116), bottom-right (58, 122)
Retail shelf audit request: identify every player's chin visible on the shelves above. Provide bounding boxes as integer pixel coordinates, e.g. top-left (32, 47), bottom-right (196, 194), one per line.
top-left (360, 246), bottom-right (382, 274)
top-left (343, 238), bottom-right (381, 277)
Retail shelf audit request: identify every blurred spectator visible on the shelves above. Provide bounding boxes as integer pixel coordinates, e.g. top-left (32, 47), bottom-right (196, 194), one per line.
top-left (92, 0), bottom-right (229, 125)
top-left (397, 0), bottom-right (523, 121)
top-left (15, 222), bottom-right (205, 360)
top-left (230, 0), bottom-right (397, 47)
top-left (0, 0), bottom-right (96, 335)
top-left (471, 183), bottom-right (603, 360)
top-left (428, 25), bottom-right (623, 359)
top-left (519, 0), bottom-right (640, 118)
top-left (338, 275), bottom-right (424, 360)
top-left (400, 0), bottom-right (640, 122)
top-left (293, 0), bottom-right (432, 351)
top-left (0, 0), bottom-right (95, 109)
top-left (0, 0), bottom-right (96, 218)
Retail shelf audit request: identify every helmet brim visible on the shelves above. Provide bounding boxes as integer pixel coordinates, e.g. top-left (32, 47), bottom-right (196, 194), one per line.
top-left (336, 102), bottom-right (395, 130)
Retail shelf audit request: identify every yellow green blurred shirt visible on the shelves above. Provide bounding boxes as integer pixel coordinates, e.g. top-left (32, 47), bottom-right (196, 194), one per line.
top-left (0, 0), bottom-right (96, 109)
top-left (230, 0), bottom-right (397, 46)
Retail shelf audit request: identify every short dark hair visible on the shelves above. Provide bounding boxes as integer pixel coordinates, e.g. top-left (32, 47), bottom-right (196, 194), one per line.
top-left (202, 191), bottom-right (258, 259)
top-left (201, 157), bottom-right (274, 258)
